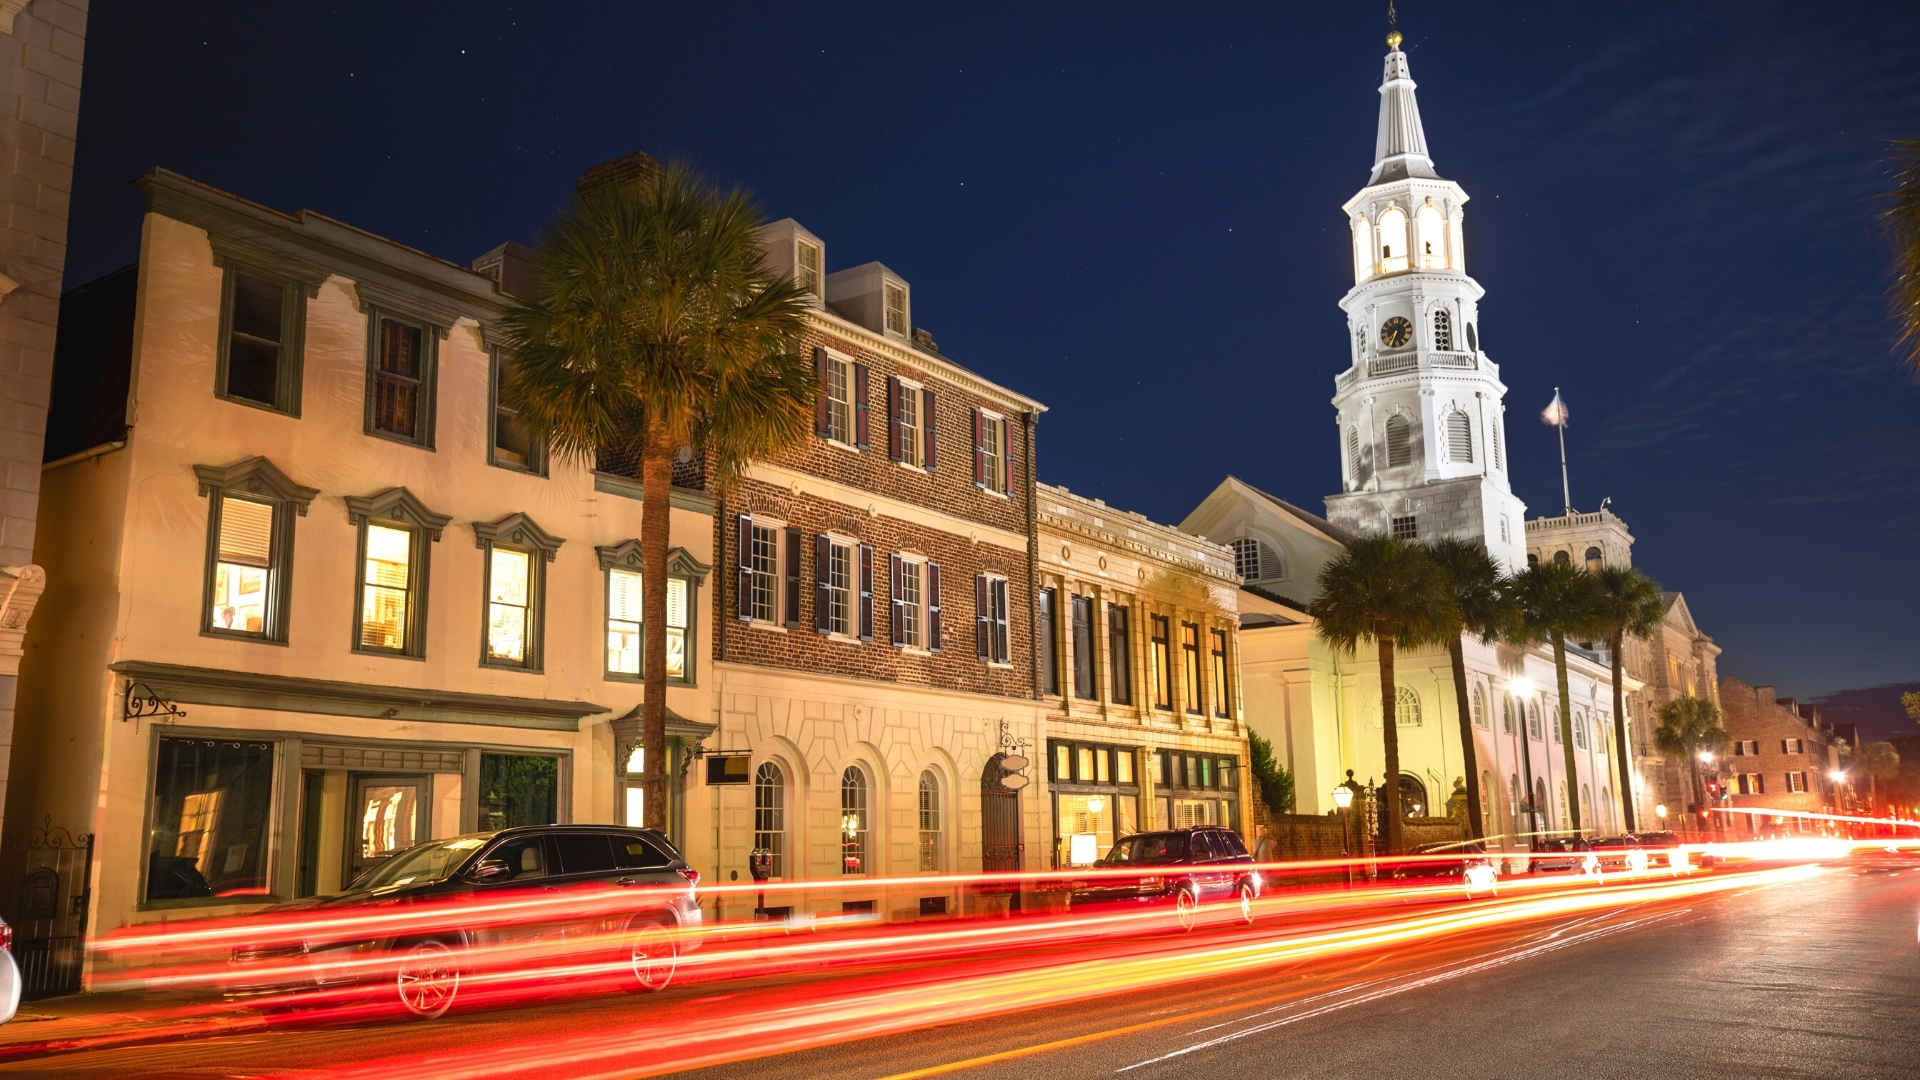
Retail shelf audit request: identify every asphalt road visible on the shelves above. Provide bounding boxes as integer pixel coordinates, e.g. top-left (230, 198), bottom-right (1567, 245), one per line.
top-left (5, 856), bottom-right (1915, 1078)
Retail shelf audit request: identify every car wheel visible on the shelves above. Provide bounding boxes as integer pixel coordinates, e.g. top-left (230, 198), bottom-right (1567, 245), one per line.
top-left (629, 921), bottom-right (679, 992)
top-left (1236, 883), bottom-right (1255, 925)
top-left (395, 940), bottom-right (460, 1019)
top-left (1174, 888), bottom-right (1198, 932)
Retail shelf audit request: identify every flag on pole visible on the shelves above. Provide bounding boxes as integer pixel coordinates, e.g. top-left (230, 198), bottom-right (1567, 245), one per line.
top-left (1541, 389), bottom-right (1569, 427)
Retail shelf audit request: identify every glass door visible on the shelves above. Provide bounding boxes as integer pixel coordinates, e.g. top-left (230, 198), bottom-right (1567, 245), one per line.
top-left (348, 775), bottom-right (428, 885)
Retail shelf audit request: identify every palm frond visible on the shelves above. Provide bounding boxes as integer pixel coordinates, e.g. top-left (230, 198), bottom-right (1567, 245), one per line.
top-left (1309, 535), bottom-right (1452, 653)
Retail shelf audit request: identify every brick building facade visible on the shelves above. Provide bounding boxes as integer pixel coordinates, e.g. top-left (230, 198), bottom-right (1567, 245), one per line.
top-left (1717, 674), bottom-right (1843, 834)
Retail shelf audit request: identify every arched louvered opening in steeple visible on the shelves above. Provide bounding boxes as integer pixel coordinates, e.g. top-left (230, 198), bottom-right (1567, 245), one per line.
top-left (1377, 208), bottom-right (1409, 274)
top-left (1352, 215), bottom-right (1373, 283)
top-left (1347, 427), bottom-right (1365, 487)
top-left (1432, 309), bottom-right (1453, 351)
top-left (1385, 413), bottom-right (1415, 468)
top-left (1491, 419), bottom-right (1503, 471)
top-left (1446, 410), bottom-right (1472, 464)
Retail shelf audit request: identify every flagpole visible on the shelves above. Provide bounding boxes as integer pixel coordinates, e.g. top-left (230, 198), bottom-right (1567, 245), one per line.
top-left (1555, 386), bottom-right (1572, 514)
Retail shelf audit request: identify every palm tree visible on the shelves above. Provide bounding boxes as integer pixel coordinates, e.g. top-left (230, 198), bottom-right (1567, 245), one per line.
top-left (500, 161), bottom-right (816, 828)
top-left (1512, 560), bottom-right (1607, 833)
top-left (1883, 137), bottom-right (1920, 374)
top-left (1309, 535), bottom-right (1451, 855)
top-left (1653, 695), bottom-right (1729, 821)
top-left (1423, 537), bottom-right (1515, 841)
top-left (1591, 565), bottom-right (1667, 832)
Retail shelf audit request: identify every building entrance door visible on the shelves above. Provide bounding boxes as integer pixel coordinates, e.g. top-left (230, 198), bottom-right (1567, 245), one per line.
top-left (980, 754), bottom-right (1022, 873)
top-left (348, 774), bottom-right (429, 884)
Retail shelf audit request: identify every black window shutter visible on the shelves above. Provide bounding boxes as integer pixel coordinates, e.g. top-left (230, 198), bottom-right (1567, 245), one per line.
top-left (887, 375), bottom-right (903, 462)
top-left (814, 347), bottom-right (830, 437)
top-left (814, 533), bottom-right (831, 634)
top-left (858, 543), bottom-right (874, 641)
top-left (889, 552), bottom-right (905, 647)
top-left (993, 579), bottom-right (1011, 664)
top-left (975, 574), bottom-right (989, 659)
top-left (735, 514), bottom-right (753, 621)
top-left (784, 527), bottom-right (802, 627)
top-left (927, 562), bottom-right (942, 652)
top-left (1005, 419), bottom-right (1017, 493)
top-left (922, 388), bottom-right (938, 471)
top-left (971, 408), bottom-right (985, 486)
top-left (854, 363), bottom-right (871, 449)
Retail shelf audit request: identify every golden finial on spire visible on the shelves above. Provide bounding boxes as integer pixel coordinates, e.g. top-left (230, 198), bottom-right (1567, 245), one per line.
top-left (1386, 29), bottom-right (1402, 49)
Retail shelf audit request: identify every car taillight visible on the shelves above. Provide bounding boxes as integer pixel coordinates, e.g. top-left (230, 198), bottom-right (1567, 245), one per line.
top-left (677, 867), bottom-right (700, 887)
top-left (0, 922), bottom-right (11, 953)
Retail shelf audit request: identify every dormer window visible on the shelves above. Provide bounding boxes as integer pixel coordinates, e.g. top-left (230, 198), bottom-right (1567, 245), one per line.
top-left (884, 283), bottom-right (908, 336)
top-left (797, 239), bottom-right (823, 298)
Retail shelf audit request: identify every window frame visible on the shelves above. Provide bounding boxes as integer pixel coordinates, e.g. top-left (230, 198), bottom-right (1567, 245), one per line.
top-left (473, 513), bottom-right (564, 673)
top-left (1150, 614), bottom-right (1172, 711)
top-left (487, 346), bottom-right (546, 475)
top-left (1181, 622), bottom-right (1202, 715)
top-left (747, 520), bottom-right (783, 625)
top-left (346, 488), bottom-right (450, 660)
top-left (817, 534), bottom-right (858, 640)
top-left (891, 552), bottom-right (931, 652)
top-left (974, 408), bottom-right (1010, 496)
top-left (139, 733), bottom-right (283, 909)
top-left (1071, 594), bottom-right (1096, 700)
top-left (362, 307), bottom-right (440, 450)
top-left (1108, 603), bottom-right (1132, 706)
top-left (215, 263), bottom-right (306, 416)
top-left (1038, 587), bottom-right (1059, 695)
top-left (1211, 627), bottom-right (1231, 719)
top-left (976, 573), bottom-right (1011, 665)
top-left (194, 458), bottom-right (316, 646)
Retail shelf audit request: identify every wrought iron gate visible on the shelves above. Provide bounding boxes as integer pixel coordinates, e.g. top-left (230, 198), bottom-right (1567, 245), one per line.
top-left (980, 754), bottom-right (1023, 874)
top-left (1, 819), bottom-right (93, 999)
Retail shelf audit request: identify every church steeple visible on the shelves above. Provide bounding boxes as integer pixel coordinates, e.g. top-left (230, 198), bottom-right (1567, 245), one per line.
top-left (1369, 33), bottom-right (1443, 185)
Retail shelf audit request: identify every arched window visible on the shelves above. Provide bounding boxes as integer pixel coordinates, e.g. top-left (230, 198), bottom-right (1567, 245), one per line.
top-left (1417, 203), bottom-right (1447, 268)
top-left (1526, 699), bottom-right (1541, 741)
top-left (1385, 414), bottom-right (1415, 468)
top-left (1558, 780), bottom-right (1569, 824)
top-left (1535, 778), bottom-right (1550, 826)
top-left (1510, 773), bottom-right (1521, 816)
top-left (1472, 683), bottom-right (1488, 729)
top-left (1527, 553), bottom-right (1539, 567)
top-left (1354, 325), bottom-right (1367, 357)
top-left (1481, 770), bottom-right (1494, 834)
top-left (1501, 694), bottom-right (1516, 734)
top-left (1378, 207), bottom-right (1409, 273)
top-left (754, 761), bottom-right (786, 878)
top-left (1398, 773), bottom-right (1428, 818)
top-left (1553, 550), bottom-right (1570, 566)
top-left (840, 766), bottom-right (869, 875)
top-left (917, 770), bottom-right (942, 872)
top-left (1446, 411), bottom-right (1472, 464)
top-left (1581, 782), bottom-right (1592, 823)
top-left (1584, 546), bottom-right (1603, 570)
top-left (1388, 686), bottom-right (1420, 727)
top-left (1352, 215), bottom-right (1373, 282)
top-left (1573, 707), bottom-right (1588, 749)
top-left (1231, 537), bottom-right (1283, 582)
top-left (1466, 321), bottom-right (1478, 353)
top-left (1601, 786), bottom-right (1613, 830)
top-left (1347, 427), bottom-right (1365, 486)
top-left (1432, 308), bottom-right (1453, 351)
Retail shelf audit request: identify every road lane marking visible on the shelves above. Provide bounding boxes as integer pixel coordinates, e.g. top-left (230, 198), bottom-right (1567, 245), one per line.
top-left (1115, 908), bottom-right (1694, 1073)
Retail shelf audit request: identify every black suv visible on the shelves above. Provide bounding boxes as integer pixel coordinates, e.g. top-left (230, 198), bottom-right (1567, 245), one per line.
top-left (1068, 827), bottom-right (1261, 930)
top-left (227, 825), bottom-right (702, 1018)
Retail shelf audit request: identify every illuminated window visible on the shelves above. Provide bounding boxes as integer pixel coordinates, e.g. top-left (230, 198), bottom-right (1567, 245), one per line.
top-left (796, 239), bottom-right (823, 298)
top-left (1378, 207), bottom-right (1409, 273)
top-left (1417, 203), bottom-right (1448, 268)
top-left (360, 523), bottom-right (417, 653)
top-left (209, 495), bottom-right (275, 638)
top-left (884, 282), bottom-right (908, 336)
top-left (918, 771), bottom-right (942, 872)
top-left (487, 546), bottom-right (532, 664)
top-left (755, 762), bottom-right (786, 877)
top-left (1352, 214), bottom-right (1373, 281)
top-left (841, 767), bottom-right (869, 875)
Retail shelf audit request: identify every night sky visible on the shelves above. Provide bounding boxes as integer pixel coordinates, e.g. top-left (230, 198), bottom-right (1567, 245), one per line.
top-left (62, 2), bottom-right (1920, 704)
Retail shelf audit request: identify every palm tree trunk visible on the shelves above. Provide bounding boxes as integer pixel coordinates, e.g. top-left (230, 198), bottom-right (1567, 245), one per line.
top-left (1686, 747), bottom-right (1705, 819)
top-left (640, 414), bottom-right (674, 831)
top-left (1552, 632), bottom-right (1580, 834)
top-left (1610, 630), bottom-right (1636, 833)
top-left (1377, 633), bottom-right (1403, 856)
top-left (1447, 636), bottom-right (1483, 840)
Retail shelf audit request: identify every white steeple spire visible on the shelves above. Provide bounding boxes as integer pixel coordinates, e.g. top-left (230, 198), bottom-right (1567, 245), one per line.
top-left (1369, 32), bottom-right (1443, 186)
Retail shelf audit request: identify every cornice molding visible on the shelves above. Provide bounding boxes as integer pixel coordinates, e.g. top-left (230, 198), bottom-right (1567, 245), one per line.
top-left (595, 540), bottom-right (713, 582)
top-left (471, 512), bottom-right (565, 561)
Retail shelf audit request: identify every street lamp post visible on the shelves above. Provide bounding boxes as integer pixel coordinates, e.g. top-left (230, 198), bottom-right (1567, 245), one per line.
top-left (1332, 776), bottom-right (1356, 890)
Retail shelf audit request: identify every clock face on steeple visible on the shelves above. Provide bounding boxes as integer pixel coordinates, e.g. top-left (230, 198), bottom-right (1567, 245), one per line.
top-left (1380, 317), bottom-right (1413, 349)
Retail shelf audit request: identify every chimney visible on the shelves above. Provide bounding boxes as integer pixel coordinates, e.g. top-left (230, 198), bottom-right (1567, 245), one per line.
top-left (576, 151), bottom-right (662, 199)
top-left (472, 241), bottom-right (539, 300)
top-left (1755, 685), bottom-right (1777, 709)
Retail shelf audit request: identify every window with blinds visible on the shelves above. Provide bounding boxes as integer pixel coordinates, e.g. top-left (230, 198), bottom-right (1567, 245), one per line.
top-left (1446, 411), bottom-right (1472, 463)
top-left (1347, 428), bottom-right (1364, 484)
top-left (607, 567), bottom-right (642, 676)
top-left (211, 496), bottom-right (275, 637)
top-left (359, 524), bottom-right (414, 651)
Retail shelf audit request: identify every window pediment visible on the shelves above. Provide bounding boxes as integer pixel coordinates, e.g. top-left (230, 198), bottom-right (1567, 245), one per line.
top-left (345, 486), bottom-right (451, 540)
top-left (595, 539), bottom-right (712, 582)
top-left (472, 512), bottom-right (565, 561)
top-left (193, 456), bottom-right (320, 515)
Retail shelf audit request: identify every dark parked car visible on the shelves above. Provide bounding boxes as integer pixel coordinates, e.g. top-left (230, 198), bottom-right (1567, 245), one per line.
top-left (1390, 842), bottom-right (1498, 896)
top-left (1068, 827), bottom-right (1261, 930)
top-left (1529, 836), bottom-right (1598, 875)
top-left (227, 825), bottom-right (702, 1018)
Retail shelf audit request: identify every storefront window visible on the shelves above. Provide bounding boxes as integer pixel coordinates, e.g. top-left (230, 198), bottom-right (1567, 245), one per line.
top-left (478, 753), bottom-right (558, 830)
top-left (146, 738), bottom-right (276, 902)
top-left (1048, 739), bottom-right (1142, 868)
